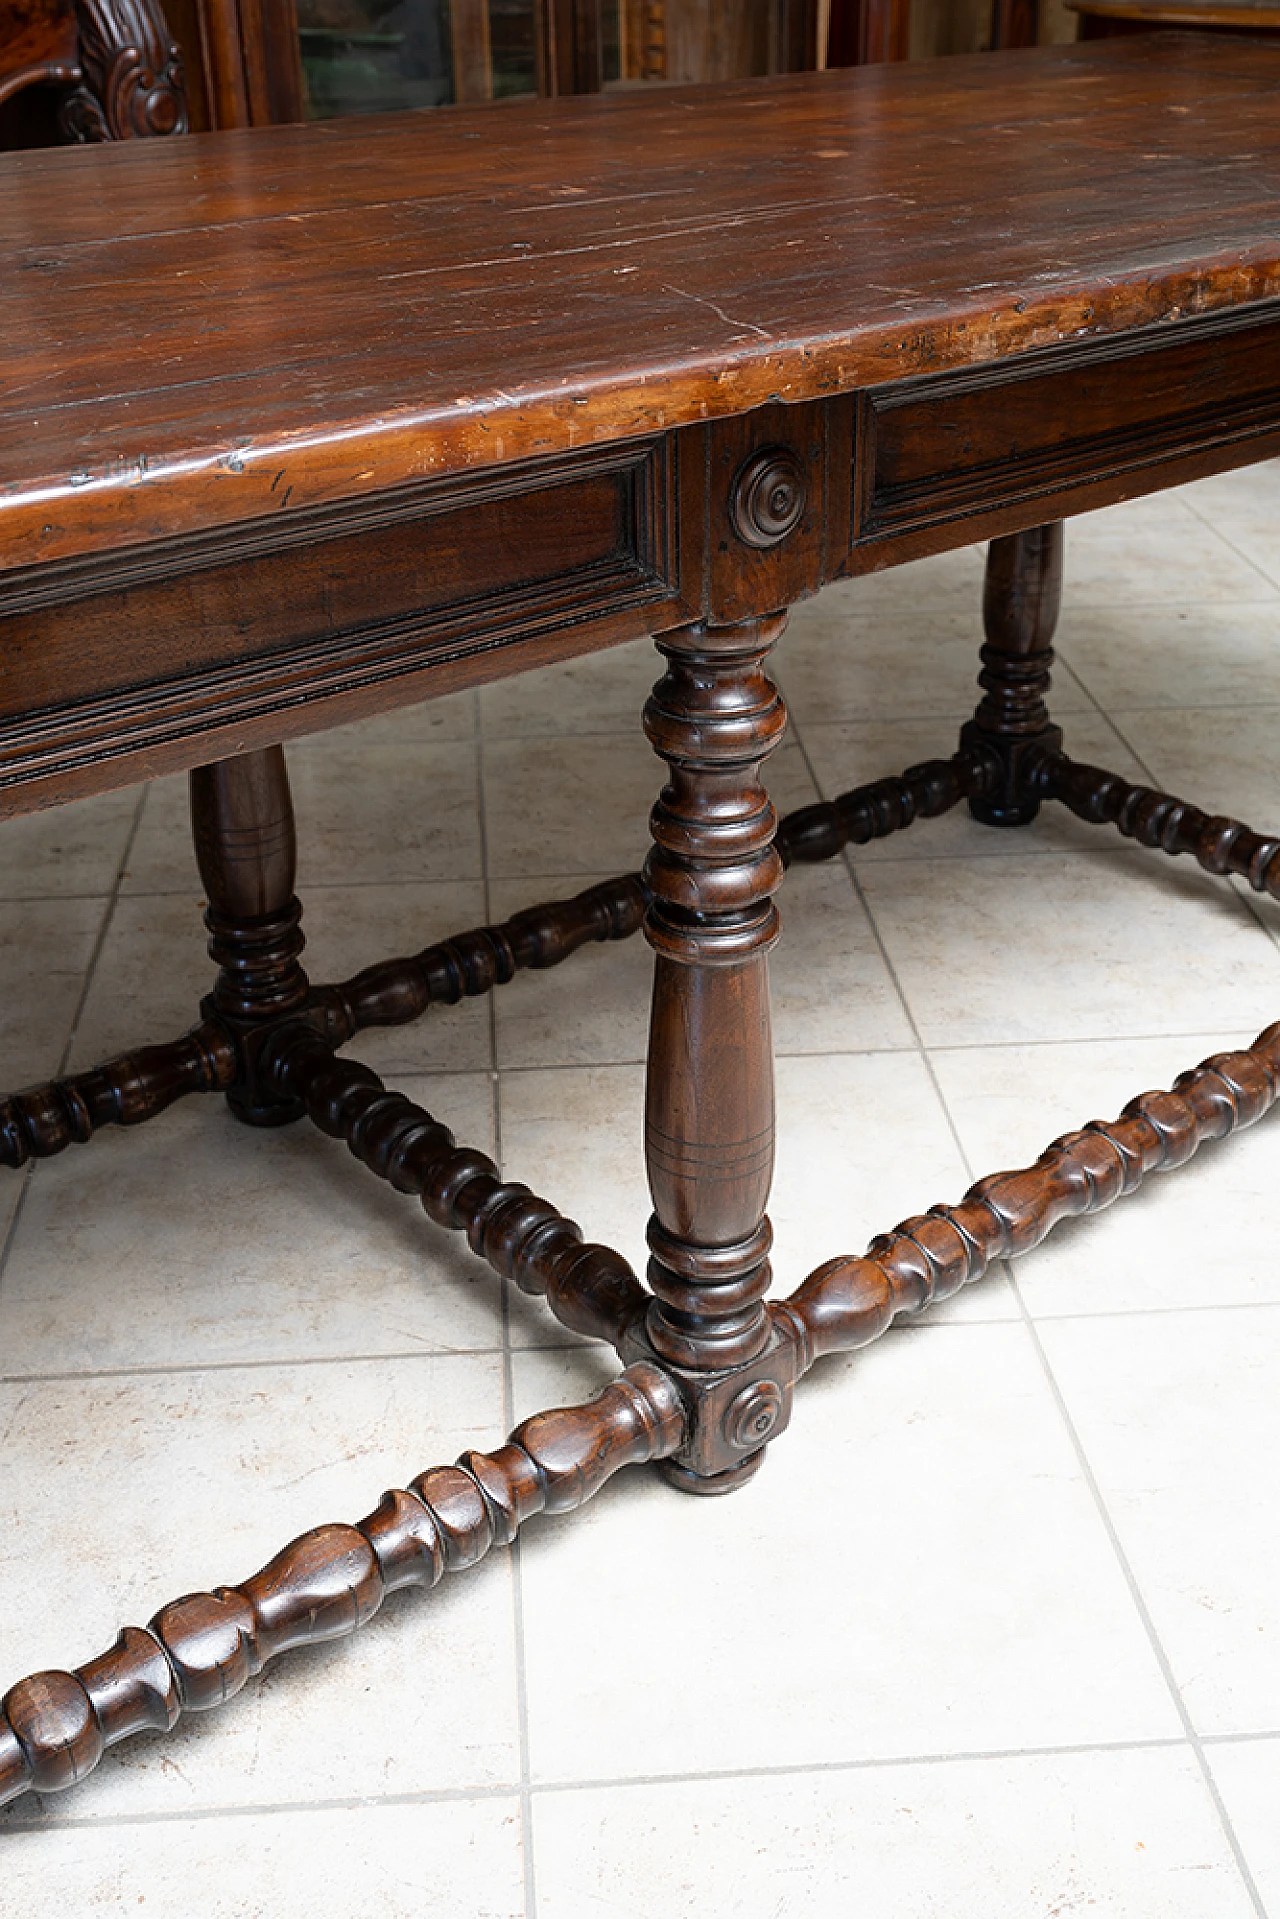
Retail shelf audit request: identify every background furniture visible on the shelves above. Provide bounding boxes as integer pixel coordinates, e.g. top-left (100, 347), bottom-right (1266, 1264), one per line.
top-left (1, 37), bottom-right (1279, 1803)
top-left (3, 0), bottom-right (1073, 150)
top-left (1068, 0), bottom-right (1280, 36)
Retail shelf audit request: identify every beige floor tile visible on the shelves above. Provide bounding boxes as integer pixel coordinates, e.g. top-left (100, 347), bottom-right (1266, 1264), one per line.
top-left (0, 895), bottom-right (105, 1088)
top-left (1061, 494), bottom-right (1280, 607)
top-left (930, 1032), bottom-right (1280, 1317)
top-left (482, 734), bottom-right (816, 883)
top-left (0, 1800), bottom-right (526, 1919)
top-left (1174, 457), bottom-right (1280, 528)
top-left (123, 740), bottom-right (484, 896)
top-left (1057, 600), bottom-right (1280, 713)
top-left (1108, 706), bottom-right (1280, 841)
top-left (68, 883), bottom-right (493, 1078)
top-left (479, 635), bottom-right (659, 739)
top-left (0, 1072), bottom-right (502, 1374)
top-left (497, 1063), bottom-right (647, 1348)
top-left (771, 861), bottom-right (915, 1056)
top-left (0, 1352), bottom-right (517, 1818)
top-left (0, 786), bottom-right (138, 901)
top-left (514, 1328), bottom-right (1180, 1786)
top-left (489, 873), bottom-right (653, 1070)
top-left (800, 711), bottom-right (1147, 864)
top-left (496, 1050), bottom-right (1012, 1335)
top-left (770, 1049), bottom-right (1016, 1322)
top-left (65, 891), bottom-right (209, 1068)
top-left (489, 863), bottom-right (912, 1070)
top-left (532, 1747), bottom-right (1255, 1919)
top-left (117, 772), bottom-right (200, 895)
top-left (775, 601), bottom-right (1092, 731)
top-left (1206, 1737), bottom-right (1280, 1915)
top-left (834, 543), bottom-right (987, 613)
top-left (314, 684), bottom-right (477, 746)
top-left (859, 847), bottom-right (1280, 1048)
top-left (1039, 1308), bottom-right (1280, 1737)
top-left (1176, 460), bottom-right (1280, 591)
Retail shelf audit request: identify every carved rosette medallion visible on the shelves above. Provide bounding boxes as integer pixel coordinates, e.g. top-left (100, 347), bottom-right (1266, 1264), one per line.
top-left (730, 446), bottom-right (807, 549)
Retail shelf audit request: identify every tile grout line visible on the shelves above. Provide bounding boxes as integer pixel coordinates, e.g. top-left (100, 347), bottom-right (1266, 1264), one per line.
top-left (791, 615), bottom-right (1267, 1901)
top-left (1094, 705), bottom-right (1280, 963)
top-left (784, 695), bottom-right (1023, 1311)
top-left (0, 785), bottom-right (151, 1317)
top-left (13, 1287), bottom-right (1280, 1390)
top-left (57, 784), bottom-right (151, 1082)
top-left (1179, 491), bottom-right (1280, 597)
top-left (478, 689), bottom-right (541, 1919)
top-left (1007, 1271), bottom-right (1271, 1918)
top-left (901, 995), bottom-right (1271, 1912)
top-left (14, 1727), bottom-right (1277, 1838)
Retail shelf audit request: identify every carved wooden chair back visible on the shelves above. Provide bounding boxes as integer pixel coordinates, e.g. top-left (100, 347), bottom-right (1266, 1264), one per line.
top-left (0, 0), bottom-right (188, 143)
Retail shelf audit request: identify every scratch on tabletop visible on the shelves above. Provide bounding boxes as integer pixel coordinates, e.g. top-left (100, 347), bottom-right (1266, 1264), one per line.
top-left (660, 284), bottom-right (773, 342)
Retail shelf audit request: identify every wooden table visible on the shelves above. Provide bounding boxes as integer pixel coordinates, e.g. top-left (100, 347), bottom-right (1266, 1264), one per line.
top-left (1069, 0), bottom-right (1280, 37)
top-left (3, 33), bottom-right (1280, 1806)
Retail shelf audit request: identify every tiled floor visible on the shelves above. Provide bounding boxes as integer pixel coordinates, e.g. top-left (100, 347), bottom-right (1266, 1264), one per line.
top-left (2, 465), bottom-right (1280, 1915)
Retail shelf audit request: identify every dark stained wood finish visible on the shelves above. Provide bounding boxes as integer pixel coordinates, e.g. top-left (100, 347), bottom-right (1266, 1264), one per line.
top-left (854, 306), bottom-right (1280, 549)
top-left (777, 1026), bottom-right (1280, 1364)
top-left (1071, 0), bottom-right (1280, 33)
top-left (0, 0), bottom-right (189, 141)
top-left (6, 41), bottom-right (1280, 1808)
top-left (0, 438), bottom-right (681, 816)
top-left (0, 1021), bottom-right (233, 1165)
top-left (191, 0), bottom-right (306, 127)
top-left (269, 1028), bottom-right (653, 1348)
top-left (826, 0), bottom-right (910, 62)
top-left (1047, 756), bottom-right (1280, 893)
top-left (959, 520), bottom-right (1064, 826)
top-left (0, 0), bottom-right (81, 106)
top-left (0, 1363), bottom-right (685, 1805)
top-left (4, 41), bottom-right (1280, 578)
top-left (990, 0), bottom-right (1041, 45)
top-left (189, 745), bottom-right (310, 1121)
top-left (641, 617), bottom-right (786, 1388)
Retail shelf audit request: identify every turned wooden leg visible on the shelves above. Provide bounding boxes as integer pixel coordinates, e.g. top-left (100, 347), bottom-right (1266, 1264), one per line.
top-left (640, 612), bottom-right (790, 1492)
top-left (189, 747), bottom-right (310, 1125)
top-left (961, 521), bottom-right (1065, 826)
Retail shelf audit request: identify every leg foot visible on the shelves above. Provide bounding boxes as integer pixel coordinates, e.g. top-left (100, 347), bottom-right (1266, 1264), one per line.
top-left (657, 1450), bottom-right (765, 1495)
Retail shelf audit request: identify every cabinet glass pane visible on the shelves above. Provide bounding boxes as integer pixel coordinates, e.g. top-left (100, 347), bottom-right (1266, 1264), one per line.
top-left (297, 0), bottom-right (538, 118)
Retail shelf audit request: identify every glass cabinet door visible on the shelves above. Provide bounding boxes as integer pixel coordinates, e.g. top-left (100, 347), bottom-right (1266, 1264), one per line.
top-left (292, 0), bottom-right (816, 119)
top-left (295, 0), bottom-right (538, 116)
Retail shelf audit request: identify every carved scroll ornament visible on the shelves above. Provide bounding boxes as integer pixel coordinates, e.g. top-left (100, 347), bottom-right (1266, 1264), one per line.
top-left (60, 0), bottom-right (188, 141)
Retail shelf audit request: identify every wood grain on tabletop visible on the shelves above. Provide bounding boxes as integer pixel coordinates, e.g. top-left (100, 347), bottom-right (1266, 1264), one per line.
top-left (2, 35), bottom-right (1280, 570)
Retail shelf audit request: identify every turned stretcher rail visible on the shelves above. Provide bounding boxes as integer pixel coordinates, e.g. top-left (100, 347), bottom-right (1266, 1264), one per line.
top-left (0, 1364), bottom-right (684, 1809)
top-left (0, 760), bottom-right (988, 1169)
top-left (0, 1021), bottom-right (235, 1168)
top-left (1046, 754), bottom-right (1280, 897)
top-left (7, 1020), bottom-right (1280, 1809)
top-left (267, 1027), bottom-right (650, 1351)
top-left (1, 742), bottom-right (1276, 1170)
top-left (776, 1021), bottom-right (1280, 1368)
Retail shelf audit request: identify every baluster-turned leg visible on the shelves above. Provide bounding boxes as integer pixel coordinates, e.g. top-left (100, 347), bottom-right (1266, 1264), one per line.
top-left (961, 521), bottom-right (1065, 827)
top-left (190, 747), bottom-right (310, 1126)
top-left (639, 612), bottom-right (794, 1493)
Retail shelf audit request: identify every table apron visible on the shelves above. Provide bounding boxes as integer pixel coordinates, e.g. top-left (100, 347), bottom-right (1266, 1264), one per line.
top-left (2, 304), bottom-right (1279, 814)
top-left (846, 302), bottom-right (1280, 571)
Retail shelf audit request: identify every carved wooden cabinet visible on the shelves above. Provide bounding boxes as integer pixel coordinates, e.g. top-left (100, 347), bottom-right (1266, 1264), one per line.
top-left (1, 0), bottom-right (835, 143)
